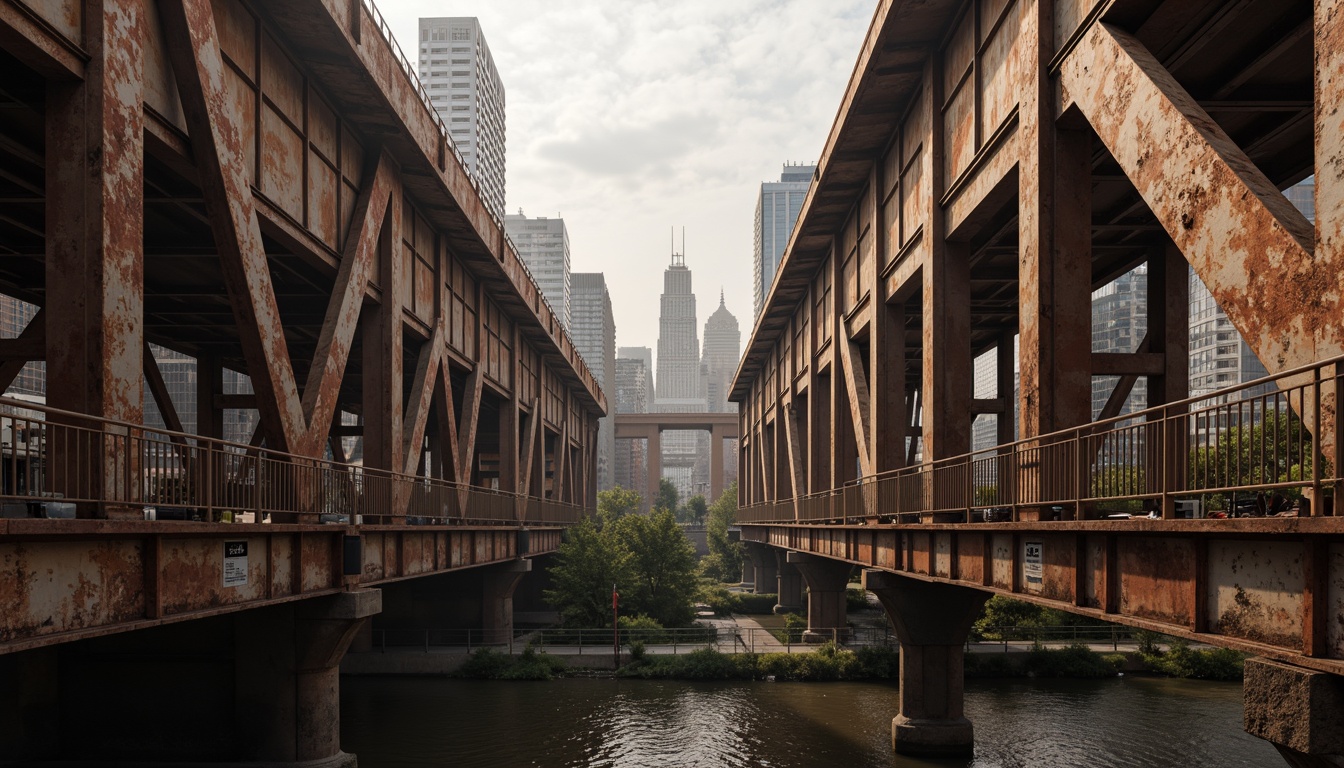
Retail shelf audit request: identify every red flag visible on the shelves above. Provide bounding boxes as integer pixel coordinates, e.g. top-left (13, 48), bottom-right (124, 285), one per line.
top-left (612, 585), bottom-right (619, 611)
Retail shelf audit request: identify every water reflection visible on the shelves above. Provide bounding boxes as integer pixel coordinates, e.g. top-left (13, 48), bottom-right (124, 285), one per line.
top-left (340, 676), bottom-right (1279, 768)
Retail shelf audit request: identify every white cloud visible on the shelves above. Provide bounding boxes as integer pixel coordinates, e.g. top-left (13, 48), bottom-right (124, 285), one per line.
top-left (378, 0), bottom-right (873, 364)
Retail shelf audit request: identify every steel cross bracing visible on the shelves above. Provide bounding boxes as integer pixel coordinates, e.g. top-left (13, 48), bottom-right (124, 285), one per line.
top-left (732, 0), bottom-right (1344, 676)
top-left (0, 0), bottom-right (608, 652)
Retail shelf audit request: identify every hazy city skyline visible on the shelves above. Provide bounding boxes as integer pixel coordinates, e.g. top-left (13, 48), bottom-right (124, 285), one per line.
top-left (389, 0), bottom-right (873, 364)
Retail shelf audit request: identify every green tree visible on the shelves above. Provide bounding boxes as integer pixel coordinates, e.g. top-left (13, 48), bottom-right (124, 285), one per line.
top-left (655, 478), bottom-right (680, 513)
top-left (702, 482), bottom-right (743, 583)
top-left (615, 509), bottom-right (700, 627)
top-left (1189, 410), bottom-right (1315, 499)
top-left (597, 486), bottom-right (643, 524)
top-left (679, 494), bottom-right (708, 525)
top-left (545, 518), bottom-right (631, 627)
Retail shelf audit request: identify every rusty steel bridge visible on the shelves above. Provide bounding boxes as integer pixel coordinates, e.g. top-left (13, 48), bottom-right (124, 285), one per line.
top-left (0, 0), bottom-right (606, 764)
top-left (1, 0), bottom-right (1344, 766)
top-left (730, 0), bottom-right (1344, 764)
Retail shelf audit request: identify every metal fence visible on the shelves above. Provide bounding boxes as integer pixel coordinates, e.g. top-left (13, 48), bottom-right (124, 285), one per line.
top-left (371, 625), bottom-right (899, 654)
top-left (0, 397), bottom-right (587, 526)
top-left (740, 354), bottom-right (1343, 524)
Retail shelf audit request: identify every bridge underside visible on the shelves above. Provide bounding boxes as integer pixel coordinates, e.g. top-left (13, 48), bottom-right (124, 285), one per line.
top-left (733, 0), bottom-right (1344, 763)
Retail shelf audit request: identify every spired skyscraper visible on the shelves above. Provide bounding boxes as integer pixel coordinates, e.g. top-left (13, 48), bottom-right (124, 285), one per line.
top-left (698, 291), bottom-right (742, 494)
top-left (655, 252), bottom-right (703, 501)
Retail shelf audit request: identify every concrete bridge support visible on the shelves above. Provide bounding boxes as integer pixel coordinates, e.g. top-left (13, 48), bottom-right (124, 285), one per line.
top-left (0, 590), bottom-right (380, 766)
top-left (788, 552), bottom-right (851, 642)
top-left (745, 542), bottom-right (778, 596)
top-left (863, 570), bottom-right (988, 757)
top-left (774, 551), bottom-right (804, 614)
top-left (482, 559), bottom-right (532, 645)
top-left (1245, 658), bottom-right (1344, 767)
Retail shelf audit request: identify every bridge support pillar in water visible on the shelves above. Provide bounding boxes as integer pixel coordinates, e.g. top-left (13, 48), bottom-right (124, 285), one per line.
top-left (788, 552), bottom-right (851, 642)
top-left (745, 542), bottom-right (778, 596)
top-left (1245, 658), bottom-right (1344, 767)
top-left (863, 570), bottom-right (989, 757)
top-left (774, 551), bottom-right (804, 614)
top-left (482, 558), bottom-right (532, 645)
top-left (0, 589), bottom-right (380, 766)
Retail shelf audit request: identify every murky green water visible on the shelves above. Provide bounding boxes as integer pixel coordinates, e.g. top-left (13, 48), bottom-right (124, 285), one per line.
top-left (340, 675), bottom-right (1281, 767)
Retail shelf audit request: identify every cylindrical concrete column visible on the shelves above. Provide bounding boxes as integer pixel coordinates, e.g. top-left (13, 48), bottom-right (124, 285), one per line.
top-left (482, 559), bottom-right (532, 645)
top-left (863, 570), bottom-right (988, 757)
top-left (788, 552), bottom-right (852, 642)
top-left (774, 551), bottom-right (804, 614)
top-left (745, 542), bottom-right (778, 596)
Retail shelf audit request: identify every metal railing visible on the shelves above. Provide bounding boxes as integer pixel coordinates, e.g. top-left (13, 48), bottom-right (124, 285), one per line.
top-left (740, 355), bottom-right (1343, 524)
top-left (0, 397), bottom-right (588, 526)
top-left (371, 626), bottom-right (897, 654)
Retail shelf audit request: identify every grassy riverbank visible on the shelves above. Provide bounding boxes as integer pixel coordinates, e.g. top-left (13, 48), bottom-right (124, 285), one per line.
top-left (450, 639), bottom-right (1245, 683)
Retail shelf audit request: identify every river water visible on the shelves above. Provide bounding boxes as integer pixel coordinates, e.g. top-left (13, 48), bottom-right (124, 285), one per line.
top-left (340, 675), bottom-right (1282, 768)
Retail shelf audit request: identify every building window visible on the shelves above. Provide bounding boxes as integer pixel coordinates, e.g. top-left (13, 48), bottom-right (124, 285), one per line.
top-left (451, 27), bottom-right (470, 41)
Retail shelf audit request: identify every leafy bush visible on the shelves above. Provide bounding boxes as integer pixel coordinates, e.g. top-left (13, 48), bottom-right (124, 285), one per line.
top-left (846, 587), bottom-right (871, 612)
top-left (1134, 630), bottom-right (1165, 655)
top-left (456, 647), bottom-right (513, 679)
top-left (455, 646), bottom-right (566, 681)
top-left (617, 614), bottom-right (664, 631)
top-left (964, 644), bottom-right (1120, 679)
top-left (617, 644), bottom-right (900, 681)
top-left (699, 586), bottom-right (778, 615)
top-left (627, 639), bottom-right (647, 663)
top-left (1142, 638), bottom-right (1245, 681)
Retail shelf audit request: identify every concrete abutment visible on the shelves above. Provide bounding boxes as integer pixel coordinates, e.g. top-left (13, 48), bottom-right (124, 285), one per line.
top-left (1245, 658), bottom-right (1344, 767)
top-left (773, 550), bottom-right (804, 614)
top-left (863, 570), bottom-right (988, 757)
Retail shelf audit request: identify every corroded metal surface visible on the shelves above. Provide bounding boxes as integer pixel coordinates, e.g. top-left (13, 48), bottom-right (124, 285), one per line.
top-left (0, 522), bottom-right (561, 654)
top-left (743, 519), bottom-right (1344, 675)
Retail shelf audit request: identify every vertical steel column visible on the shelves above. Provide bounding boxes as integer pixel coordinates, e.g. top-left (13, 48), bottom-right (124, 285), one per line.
top-left (1147, 240), bottom-right (1190, 516)
top-left (45, 0), bottom-right (146, 518)
top-left (1317, 0), bottom-right (1344, 475)
top-left (362, 188), bottom-right (404, 522)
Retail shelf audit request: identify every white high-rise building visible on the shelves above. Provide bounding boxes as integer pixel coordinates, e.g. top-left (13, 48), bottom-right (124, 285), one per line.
top-left (754, 163), bottom-right (815, 321)
top-left (418, 17), bottom-right (506, 218)
top-left (504, 212), bottom-right (571, 329)
top-left (572, 274), bottom-right (616, 490)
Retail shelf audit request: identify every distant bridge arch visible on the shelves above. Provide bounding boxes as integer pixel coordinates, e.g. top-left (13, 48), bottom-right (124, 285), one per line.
top-left (613, 412), bottom-right (739, 506)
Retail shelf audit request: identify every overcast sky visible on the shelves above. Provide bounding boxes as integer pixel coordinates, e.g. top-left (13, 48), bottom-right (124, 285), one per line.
top-left (379, 0), bottom-right (874, 363)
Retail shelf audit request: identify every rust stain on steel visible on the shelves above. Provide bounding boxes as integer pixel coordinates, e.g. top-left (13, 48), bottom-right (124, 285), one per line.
top-left (1118, 537), bottom-right (1195, 626)
top-left (1207, 540), bottom-right (1304, 649)
top-left (160, 0), bottom-right (308, 454)
top-left (1329, 542), bottom-right (1344, 657)
top-left (0, 541), bottom-right (144, 643)
top-left (1060, 23), bottom-right (1335, 376)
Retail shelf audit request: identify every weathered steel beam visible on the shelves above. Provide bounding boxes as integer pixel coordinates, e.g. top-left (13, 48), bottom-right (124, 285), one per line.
top-left (300, 152), bottom-right (397, 457)
top-left (1062, 23), bottom-right (1327, 377)
top-left (161, 0), bottom-right (306, 453)
top-left (45, 0), bottom-right (146, 518)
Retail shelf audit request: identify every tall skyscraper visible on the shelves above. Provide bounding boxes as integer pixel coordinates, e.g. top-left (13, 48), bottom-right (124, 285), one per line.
top-left (0, 296), bottom-right (44, 399)
top-left (615, 345), bottom-right (655, 494)
top-left (418, 17), bottom-right (506, 218)
top-left (614, 355), bottom-right (652, 492)
top-left (700, 291), bottom-right (741, 414)
top-left (504, 212), bottom-right (571, 328)
top-left (699, 291), bottom-right (742, 492)
top-left (571, 274), bottom-right (616, 490)
top-left (655, 252), bottom-right (704, 500)
top-left (754, 163), bottom-right (815, 321)
top-left (1091, 265), bottom-right (1148, 419)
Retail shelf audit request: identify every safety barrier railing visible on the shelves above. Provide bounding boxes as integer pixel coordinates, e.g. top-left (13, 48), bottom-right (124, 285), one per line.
top-left (370, 625), bottom-right (898, 654)
top-left (0, 397), bottom-right (588, 527)
top-left (738, 354), bottom-right (1343, 524)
